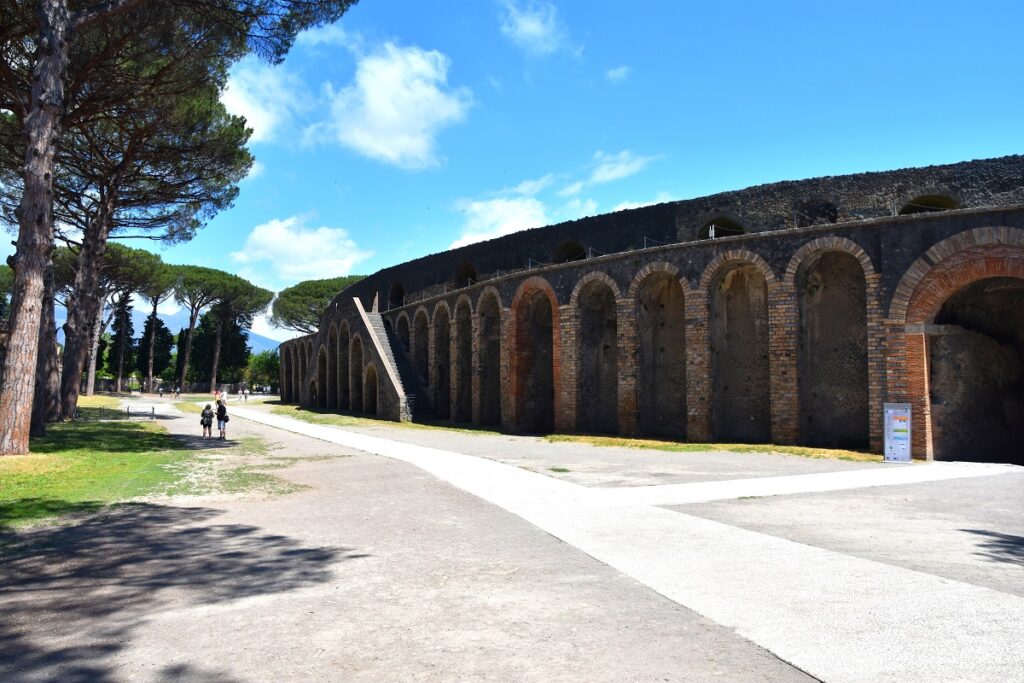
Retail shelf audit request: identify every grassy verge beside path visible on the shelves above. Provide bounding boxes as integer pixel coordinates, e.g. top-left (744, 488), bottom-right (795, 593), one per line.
top-left (268, 404), bottom-right (880, 462)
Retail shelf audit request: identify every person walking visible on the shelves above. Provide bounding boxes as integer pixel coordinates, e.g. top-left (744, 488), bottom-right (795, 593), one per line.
top-left (200, 404), bottom-right (214, 439)
top-left (216, 399), bottom-right (229, 440)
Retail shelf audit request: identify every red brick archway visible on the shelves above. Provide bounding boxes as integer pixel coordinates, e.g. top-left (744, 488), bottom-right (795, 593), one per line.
top-left (509, 277), bottom-right (562, 432)
top-left (887, 228), bottom-right (1024, 458)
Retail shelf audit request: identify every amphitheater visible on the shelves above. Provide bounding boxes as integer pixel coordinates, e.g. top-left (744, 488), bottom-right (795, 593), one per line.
top-left (279, 156), bottom-right (1024, 465)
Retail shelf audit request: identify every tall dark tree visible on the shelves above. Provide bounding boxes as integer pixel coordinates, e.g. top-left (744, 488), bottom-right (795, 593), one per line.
top-left (106, 293), bottom-right (135, 392)
top-left (137, 261), bottom-right (176, 392)
top-left (269, 275), bottom-right (365, 335)
top-left (174, 265), bottom-right (233, 390)
top-left (0, 0), bottom-right (357, 454)
top-left (207, 276), bottom-right (272, 391)
top-left (136, 315), bottom-right (173, 382)
top-left (188, 311), bottom-right (249, 385)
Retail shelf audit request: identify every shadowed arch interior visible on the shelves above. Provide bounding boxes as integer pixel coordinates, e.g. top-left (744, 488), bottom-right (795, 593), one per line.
top-left (316, 347), bottom-right (328, 409)
top-left (364, 364), bottom-right (379, 416)
top-left (454, 262), bottom-right (478, 287)
top-left (413, 311), bottom-right (429, 383)
top-left (797, 252), bottom-right (868, 448)
top-left (514, 289), bottom-right (555, 433)
top-left (433, 307), bottom-right (451, 419)
top-left (577, 280), bottom-right (618, 434)
top-left (928, 277), bottom-right (1024, 464)
top-left (636, 273), bottom-right (686, 438)
top-left (349, 337), bottom-right (363, 413)
top-left (298, 347), bottom-right (308, 404)
top-left (477, 294), bottom-right (502, 426)
top-left (710, 263), bottom-right (770, 443)
top-left (397, 316), bottom-right (410, 352)
top-left (899, 195), bottom-right (959, 215)
top-left (281, 347), bottom-right (293, 402)
top-left (338, 324), bottom-right (350, 410)
top-left (454, 302), bottom-right (472, 422)
top-left (327, 329), bottom-right (338, 410)
top-left (699, 217), bottom-right (745, 239)
top-left (389, 282), bottom-right (405, 308)
top-left (553, 240), bottom-right (586, 264)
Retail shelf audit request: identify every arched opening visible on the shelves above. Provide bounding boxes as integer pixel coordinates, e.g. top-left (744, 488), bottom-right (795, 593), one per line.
top-left (454, 261), bottom-right (478, 288)
top-left (928, 277), bottom-right (1024, 464)
top-left (899, 194), bottom-right (959, 215)
top-left (298, 345), bottom-right (308, 405)
top-left (797, 252), bottom-right (868, 448)
top-left (552, 240), bottom-right (586, 264)
top-left (364, 364), bottom-right (379, 416)
top-left (397, 315), bottom-right (410, 353)
top-left (636, 273), bottom-right (686, 438)
top-left (316, 347), bottom-right (329, 409)
top-left (338, 323), bottom-right (350, 410)
top-left (710, 264), bottom-right (770, 443)
top-left (309, 380), bottom-right (318, 407)
top-left (454, 301), bottom-right (472, 422)
top-left (281, 347), bottom-right (292, 402)
top-left (350, 336), bottom-right (364, 413)
top-left (292, 347), bottom-right (300, 404)
top-left (577, 280), bottom-right (618, 434)
top-left (699, 217), bottom-right (745, 239)
top-left (413, 310), bottom-right (429, 383)
top-left (477, 293), bottom-right (502, 426)
top-left (795, 199), bottom-right (838, 227)
top-left (433, 306), bottom-right (451, 419)
top-left (327, 329), bottom-right (338, 410)
top-left (514, 289), bottom-right (555, 433)
top-left (389, 281), bottom-right (405, 309)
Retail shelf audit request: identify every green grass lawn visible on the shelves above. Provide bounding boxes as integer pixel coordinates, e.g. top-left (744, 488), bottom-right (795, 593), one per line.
top-left (0, 421), bottom-right (191, 526)
top-left (268, 404), bottom-right (506, 436)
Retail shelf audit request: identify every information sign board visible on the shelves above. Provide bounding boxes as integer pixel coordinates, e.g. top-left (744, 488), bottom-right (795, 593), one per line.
top-left (883, 403), bottom-right (912, 463)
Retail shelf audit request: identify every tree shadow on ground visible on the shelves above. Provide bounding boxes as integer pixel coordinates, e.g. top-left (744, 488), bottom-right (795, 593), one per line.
top-left (0, 503), bottom-right (367, 681)
top-left (961, 529), bottom-right (1024, 565)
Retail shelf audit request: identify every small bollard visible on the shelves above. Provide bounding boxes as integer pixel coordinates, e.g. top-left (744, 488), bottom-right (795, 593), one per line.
top-left (151, 406), bottom-right (155, 420)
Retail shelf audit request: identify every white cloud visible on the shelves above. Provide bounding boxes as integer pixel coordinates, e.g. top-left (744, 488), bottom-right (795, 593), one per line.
top-left (508, 173), bottom-right (554, 196)
top-left (499, 1), bottom-right (574, 57)
top-left (243, 160), bottom-right (266, 181)
top-left (557, 180), bottom-right (584, 197)
top-left (251, 312), bottom-right (303, 343)
top-left (606, 65), bottom-right (631, 83)
top-left (306, 42), bottom-right (473, 170)
top-left (613, 192), bottom-right (676, 212)
top-left (296, 21), bottom-right (352, 47)
top-left (590, 149), bottom-right (658, 184)
top-left (558, 197), bottom-right (598, 220)
top-left (222, 61), bottom-right (305, 143)
top-left (230, 216), bottom-right (372, 291)
top-left (450, 196), bottom-right (549, 248)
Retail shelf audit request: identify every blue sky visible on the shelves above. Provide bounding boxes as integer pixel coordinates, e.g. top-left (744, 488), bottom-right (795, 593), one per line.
top-left (12, 1), bottom-right (1024, 341)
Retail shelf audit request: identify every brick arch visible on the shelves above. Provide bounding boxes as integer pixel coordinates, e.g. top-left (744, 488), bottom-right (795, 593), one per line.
top-left (627, 261), bottom-right (685, 299)
top-left (509, 276), bottom-right (562, 432)
top-left (783, 236), bottom-right (876, 285)
top-left (570, 270), bottom-right (622, 306)
top-left (699, 249), bottom-right (778, 289)
top-left (395, 310), bottom-right (412, 334)
top-left (454, 293), bottom-right (474, 315)
top-left (889, 227), bottom-right (1024, 323)
top-left (475, 285), bottom-right (503, 312)
top-left (431, 299), bottom-right (452, 325)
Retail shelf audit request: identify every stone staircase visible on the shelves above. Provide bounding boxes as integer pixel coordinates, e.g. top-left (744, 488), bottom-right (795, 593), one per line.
top-left (365, 312), bottom-right (433, 421)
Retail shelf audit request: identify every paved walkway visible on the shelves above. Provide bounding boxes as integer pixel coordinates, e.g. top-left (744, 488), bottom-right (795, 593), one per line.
top-left (228, 405), bottom-right (1024, 683)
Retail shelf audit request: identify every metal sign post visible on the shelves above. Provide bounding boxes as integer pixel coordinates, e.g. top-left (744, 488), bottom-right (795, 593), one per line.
top-left (883, 403), bottom-right (912, 463)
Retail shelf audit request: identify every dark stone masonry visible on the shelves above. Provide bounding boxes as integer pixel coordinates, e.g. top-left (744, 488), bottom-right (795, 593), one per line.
top-left (280, 156), bottom-right (1024, 464)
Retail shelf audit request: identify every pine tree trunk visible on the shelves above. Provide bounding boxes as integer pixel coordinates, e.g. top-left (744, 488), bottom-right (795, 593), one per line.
top-left (31, 260), bottom-right (62, 435)
top-left (209, 320), bottom-right (224, 393)
top-left (178, 309), bottom-right (199, 393)
top-left (114, 298), bottom-right (128, 393)
top-left (146, 302), bottom-right (158, 392)
top-left (0, 0), bottom-right (71, 455)
top-left (60, 211), bottom-right (110, 415)
top-left (85, 301), bottom-right (104, 396)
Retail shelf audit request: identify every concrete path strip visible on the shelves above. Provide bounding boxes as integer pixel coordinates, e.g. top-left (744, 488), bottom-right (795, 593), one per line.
top-left (227, 406), bottom-right (1024, 683)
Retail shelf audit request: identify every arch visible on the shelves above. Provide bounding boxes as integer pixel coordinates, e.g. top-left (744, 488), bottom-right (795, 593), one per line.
top-left (388, 281), bottom-right (406, 309)
top-left (395, 312), bottom-right (411, 353)
top-left (570, 271), bottom-right (622, 306)
top-left (432, 303), bottom-right (451, 419)
top-left (634, 267), bottom-right (687, 438)
top-left (298, 343), bottom-right (308, 405)
top-left (453, 297), bottom-right (473, 422)
top-left (576, 277), bottom-right (618, 434)
top-left (898, 194), bottom-right (959, 215)
top-left (413, 307), bottom-right (430, 383)
top-left (454, 261), bottom-right (478, 288)
top-left (350, 334), bottom-right (364, 413)
top-left (795, 199), bottom-right (839, 227)
top-left (327, 328), bottom-right (338, 410)
top-left (510, 277), bottom-right (560, 433)
top-left (552, 240), bottom-right (587, 264)
top-left (699, 216), bottom-right (745, 239)
top-left (784, 237), bottom-right (876, 285)
top-left (796, 251), bottom-right (869, 448)
top-left (308, 379), bottom-right (318, 407)
top-left (291, 344), bottom-right (299, 405)
top-left (364, 363), bottom-right (379, 416)
top-left (699, 249), bottom-right (777, 290)
top-left (280, 346), bottom-right (293, 402)
top-left (338, 321), bottom-right (350, 410)
top-left (709, 261), bottom-right (771, 443)
top-left (316, 345), bottom-right (329, 409)
top-left (477, 289), bottom-right (502, 426)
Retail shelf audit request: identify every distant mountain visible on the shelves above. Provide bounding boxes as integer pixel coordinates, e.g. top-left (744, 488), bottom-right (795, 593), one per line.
top-left (54, 306), bottom-right (283, 353)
